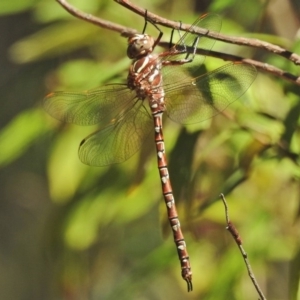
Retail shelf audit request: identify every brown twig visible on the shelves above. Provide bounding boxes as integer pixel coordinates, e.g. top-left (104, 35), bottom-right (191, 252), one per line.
top-left (56, 0), bottom-right (300, 86)
top-left (161, 42), bottom-right (300, 85)
top-left (115, 0), bottom-right (300, 66)
top-left (56, 0), bottom-right (137, 35)
top-left (220, 194), bottom-right (267, 300)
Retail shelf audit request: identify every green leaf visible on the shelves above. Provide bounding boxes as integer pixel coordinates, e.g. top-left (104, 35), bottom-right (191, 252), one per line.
top-left (0, 108), bottom-right (49, 167)
top-left (9, 22), bottom-right (98, 63)
top-left (0, 0), bottom-right (37, 15)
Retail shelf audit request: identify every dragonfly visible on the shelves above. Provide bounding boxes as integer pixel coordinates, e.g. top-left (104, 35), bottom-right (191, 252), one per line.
top-left (43, 13), bottom-right (257, 292)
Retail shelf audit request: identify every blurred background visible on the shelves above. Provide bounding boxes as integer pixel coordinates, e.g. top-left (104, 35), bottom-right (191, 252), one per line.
top-left (0, 0), bottom-right (300, 299)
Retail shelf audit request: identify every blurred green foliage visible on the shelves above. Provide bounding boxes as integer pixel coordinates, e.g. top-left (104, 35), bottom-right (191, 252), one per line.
top-left (0, 0), bottom-right (299, 299)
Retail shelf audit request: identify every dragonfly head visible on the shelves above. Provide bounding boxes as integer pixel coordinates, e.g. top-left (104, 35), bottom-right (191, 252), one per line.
top-left (127, 34), bottom-right (155, 59)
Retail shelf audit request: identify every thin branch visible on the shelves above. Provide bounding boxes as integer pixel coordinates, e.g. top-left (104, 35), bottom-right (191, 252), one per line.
top-left (115, 0), bottom-right (300, 66)
top-left (56, 0), bottom-right (300, 86)
top-left (220, 194), bottom-right (267, 300)
top-left (163, 42), bottom-right (300, 85)
top-left (56, 0), bottom-right (137, 35)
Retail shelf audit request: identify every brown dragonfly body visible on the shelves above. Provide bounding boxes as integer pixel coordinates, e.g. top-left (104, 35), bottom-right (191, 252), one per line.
top-left (43, 14), bottom-right (257, 291)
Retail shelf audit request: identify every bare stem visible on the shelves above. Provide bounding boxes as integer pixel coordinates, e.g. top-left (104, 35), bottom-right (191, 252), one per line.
top-left (220, 194), bottom-right (267, 300)
top-left (56, 0), bottom-right (136, 35)
top-left (115, 0), bottom-right (300, 66)
top-left (56, 0), bottom-right (300, 86)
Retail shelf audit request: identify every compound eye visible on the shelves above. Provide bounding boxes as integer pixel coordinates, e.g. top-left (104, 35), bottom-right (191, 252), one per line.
top-left (127, 34), bottom-right (154, 59)
top-left (141, 39), bottom-right (153, 51)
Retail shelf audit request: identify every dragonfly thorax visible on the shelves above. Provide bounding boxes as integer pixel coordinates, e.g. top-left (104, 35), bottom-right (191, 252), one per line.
top-left (127, 34), bottom-right (155, 59)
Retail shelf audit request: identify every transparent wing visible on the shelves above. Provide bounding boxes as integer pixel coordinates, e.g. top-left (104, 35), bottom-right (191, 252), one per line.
top-left (164, 63), bottom-right (257, 124)
top-left (78, 103), bottom-right (152, 166)
top-left (162, 13), bottom-right (222, 78)
top-left (43, 84), bottom-right (136, 126)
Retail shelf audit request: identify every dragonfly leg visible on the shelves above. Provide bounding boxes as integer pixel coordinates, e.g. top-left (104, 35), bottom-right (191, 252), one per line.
top-left (184, 35), bottom-right (200, 61)
top-left (143, 10), bottom-right (163, 48)
top-left (169, 21), bottom-right (183, 49)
